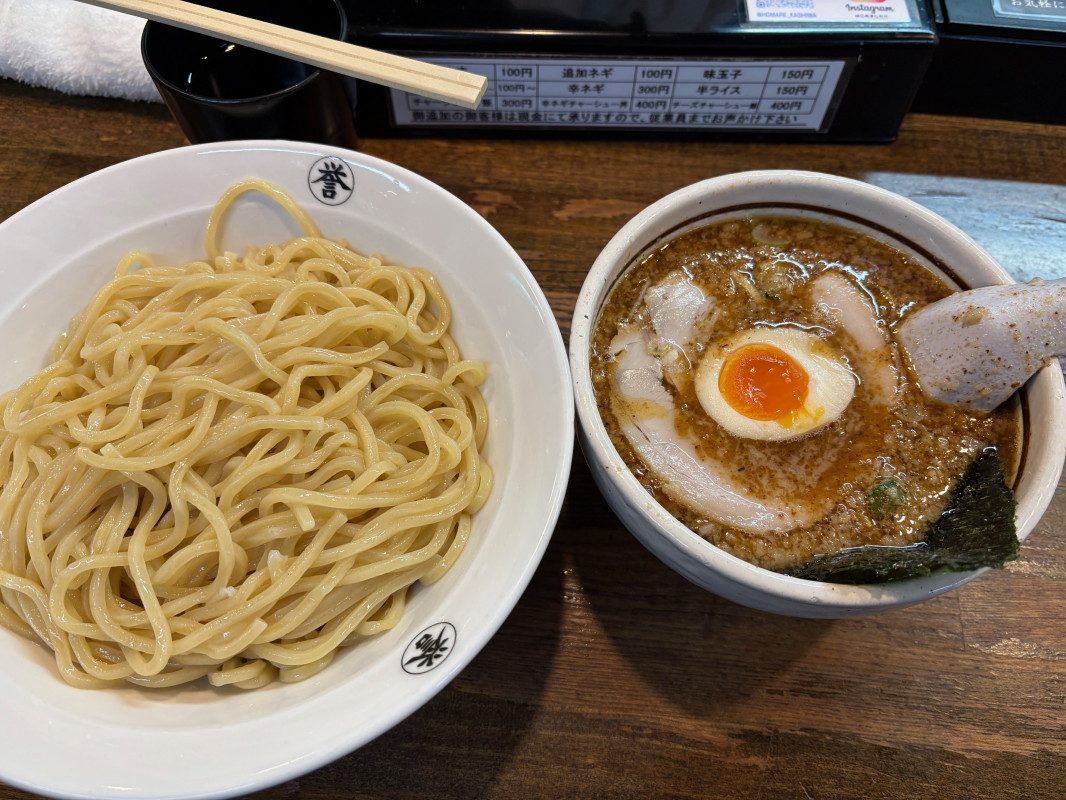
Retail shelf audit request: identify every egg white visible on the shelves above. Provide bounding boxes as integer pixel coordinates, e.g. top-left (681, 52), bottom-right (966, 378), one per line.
top-left (695, 327), bottom-right (856, 441)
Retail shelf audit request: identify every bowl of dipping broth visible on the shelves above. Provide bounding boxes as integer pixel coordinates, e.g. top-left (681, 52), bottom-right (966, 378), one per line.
top-left (570, 170), bottom-right (1066, 618)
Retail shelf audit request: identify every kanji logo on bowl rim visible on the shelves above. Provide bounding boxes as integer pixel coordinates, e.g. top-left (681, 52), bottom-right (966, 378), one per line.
top-left (401, 622), bottom-right (457, 674)
top-left (308, 156), bottom-right (355, 205)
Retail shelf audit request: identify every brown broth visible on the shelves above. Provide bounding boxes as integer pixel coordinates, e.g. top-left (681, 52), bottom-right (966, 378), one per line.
top-left (590, 214), bottom-right (1022, 572)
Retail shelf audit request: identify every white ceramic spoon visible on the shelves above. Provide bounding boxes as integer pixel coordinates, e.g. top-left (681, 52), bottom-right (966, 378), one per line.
top-left (897, 277), bottom-right (1066, 412)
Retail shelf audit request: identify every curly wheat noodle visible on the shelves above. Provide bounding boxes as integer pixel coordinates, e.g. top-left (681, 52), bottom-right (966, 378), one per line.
top-left (0, 178), bottom-right (493, 689)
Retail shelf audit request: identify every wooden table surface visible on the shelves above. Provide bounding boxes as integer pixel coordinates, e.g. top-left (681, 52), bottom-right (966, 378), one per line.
top-left (2, 77), bottom-right (1066, 800)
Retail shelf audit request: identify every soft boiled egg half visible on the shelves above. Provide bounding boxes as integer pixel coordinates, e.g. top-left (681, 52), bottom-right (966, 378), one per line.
top-left (695, 327), bottom-right (856, 441)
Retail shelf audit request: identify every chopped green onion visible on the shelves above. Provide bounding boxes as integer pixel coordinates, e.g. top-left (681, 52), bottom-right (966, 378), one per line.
top-left (646, 338), bottom-right (673, 357)
top-left (869, 477), bottom-right (906, 518)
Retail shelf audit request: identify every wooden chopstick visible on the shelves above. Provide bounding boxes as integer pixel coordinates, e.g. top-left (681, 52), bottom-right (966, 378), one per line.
top-left (76, 0), bottom-right (488, 109)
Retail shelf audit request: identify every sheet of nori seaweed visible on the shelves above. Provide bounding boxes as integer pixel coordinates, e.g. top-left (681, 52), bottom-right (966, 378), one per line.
top-left (787, 450), bottom-right (1019, 584)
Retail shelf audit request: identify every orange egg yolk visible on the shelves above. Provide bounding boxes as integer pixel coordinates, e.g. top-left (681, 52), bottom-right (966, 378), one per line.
top-left (718, 343), bottom-right (810, 422)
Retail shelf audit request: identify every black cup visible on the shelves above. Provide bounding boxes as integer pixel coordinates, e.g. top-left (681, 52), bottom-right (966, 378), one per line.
top-left (141, 0), bottom-right (357, 148)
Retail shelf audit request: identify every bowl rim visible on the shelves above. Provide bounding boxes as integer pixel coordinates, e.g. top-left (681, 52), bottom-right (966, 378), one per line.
top-left (570, 169), bottom-right (1066, 613)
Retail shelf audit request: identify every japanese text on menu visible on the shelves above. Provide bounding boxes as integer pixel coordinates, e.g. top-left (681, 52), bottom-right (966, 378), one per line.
top-left (390, 59), bottom-right (847, 131)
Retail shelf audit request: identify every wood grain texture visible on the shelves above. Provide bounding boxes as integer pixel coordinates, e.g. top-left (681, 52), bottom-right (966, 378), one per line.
top-left (1, 76), bottom-right (1066, 800)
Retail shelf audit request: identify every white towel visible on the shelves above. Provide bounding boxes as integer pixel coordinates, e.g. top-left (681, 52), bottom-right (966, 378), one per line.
top-left (0, 0), bottom-right (161, 102)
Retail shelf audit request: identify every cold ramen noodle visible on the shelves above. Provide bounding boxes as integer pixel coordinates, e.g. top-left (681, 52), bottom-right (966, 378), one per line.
top-left (0, 179), bottom-right (492, 688)
top-left (591, 213), bottom-right (1022, 583)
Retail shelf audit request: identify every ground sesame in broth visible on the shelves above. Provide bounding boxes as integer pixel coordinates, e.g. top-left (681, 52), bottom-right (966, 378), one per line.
top-left (590, 214), bottom-right (1022, 573)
